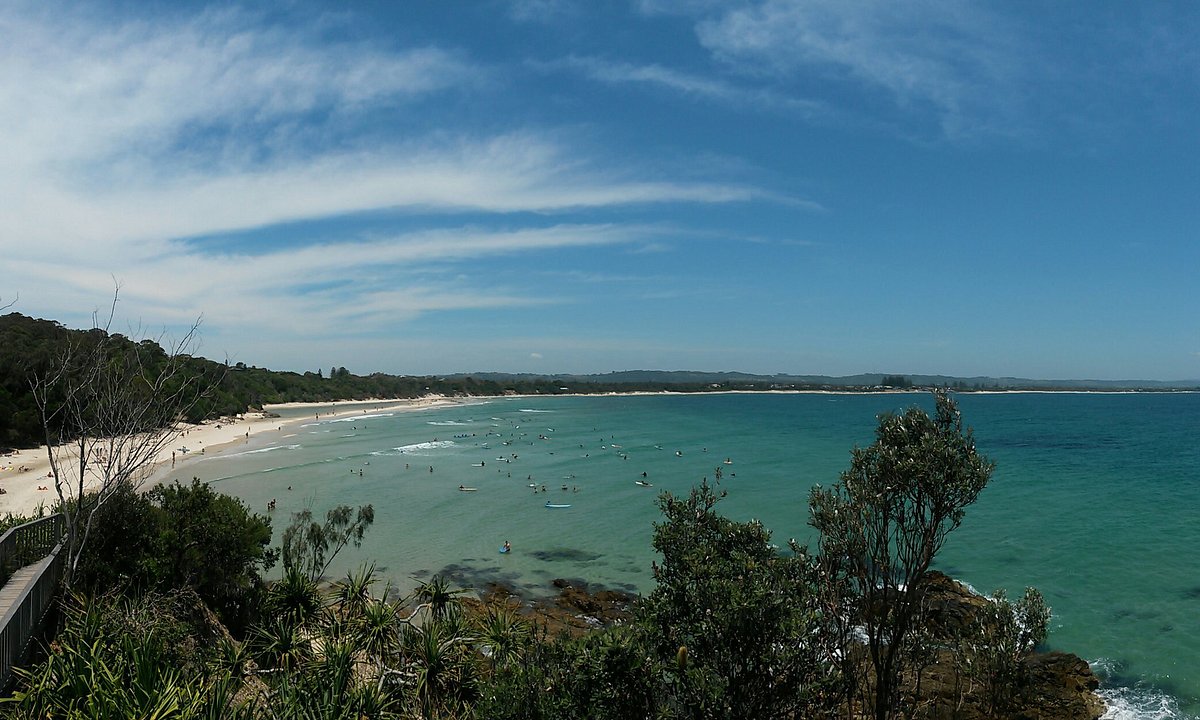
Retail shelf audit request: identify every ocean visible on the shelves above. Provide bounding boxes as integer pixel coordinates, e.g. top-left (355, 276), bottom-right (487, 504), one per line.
top-left (180, 391), bottom-right (1200, 719)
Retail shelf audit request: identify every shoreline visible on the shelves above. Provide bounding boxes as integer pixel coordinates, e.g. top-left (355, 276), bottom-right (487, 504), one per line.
top-left (0, 395), bottom-right (463, 518)
top-left (2, 387), bottom-right (1191, 517)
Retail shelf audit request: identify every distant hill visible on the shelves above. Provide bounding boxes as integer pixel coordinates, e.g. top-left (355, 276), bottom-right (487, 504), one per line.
top-left (4, 311), bottom-right (1195, 450)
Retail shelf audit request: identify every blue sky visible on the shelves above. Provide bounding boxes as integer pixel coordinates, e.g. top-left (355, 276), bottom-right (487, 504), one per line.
top-left (2, 1), bottom-right (1197, 381)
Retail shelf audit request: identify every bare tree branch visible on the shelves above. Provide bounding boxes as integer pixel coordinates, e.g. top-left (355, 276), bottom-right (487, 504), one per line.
top-left (30, 288), bottom-right (224, 589)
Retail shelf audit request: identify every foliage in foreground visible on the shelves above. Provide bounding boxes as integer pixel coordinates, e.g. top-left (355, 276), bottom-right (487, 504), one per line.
top-left (281, 503), bottom-right (375, 583)
top-left (68, 478), bottom-right (274, 633)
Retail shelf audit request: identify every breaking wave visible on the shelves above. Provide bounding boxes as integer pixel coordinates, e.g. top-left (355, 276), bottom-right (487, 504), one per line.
top-left (371, 440), bottom-right (457, 456)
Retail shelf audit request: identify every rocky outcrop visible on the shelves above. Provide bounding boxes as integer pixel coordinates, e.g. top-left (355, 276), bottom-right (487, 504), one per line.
top-left (465, 572), bottom-right (1104, 719)
top-left (1015, 652), bottom-right (1105, 720)
top-left (904, 572), bottom-right (1105, 720)
top-left (465, 578), bottom-right (635, 637)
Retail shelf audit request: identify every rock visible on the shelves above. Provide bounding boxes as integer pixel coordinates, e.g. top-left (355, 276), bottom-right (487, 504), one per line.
top-left (1012, 652), bottom-right (1105, 720)
top-left (464, 578), bottom-right (635, 637)
top-left (905, 572), bottom-right (1105, 720)
top-left (918, 571), bottom-right (992, 641)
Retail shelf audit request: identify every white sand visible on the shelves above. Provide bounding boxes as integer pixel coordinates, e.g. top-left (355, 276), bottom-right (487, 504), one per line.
top-left (0, 395), bottom-right (459, 518)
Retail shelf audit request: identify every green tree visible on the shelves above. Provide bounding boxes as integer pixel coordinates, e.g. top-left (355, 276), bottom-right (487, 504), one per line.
top-left (66, 481), bottom-right (159, 594)
top-left (68, 477), bottom-right (275, 633)
top-left (809, 391), bottom-right (994, 720)
top-left (150, 478), bottom-right (275, 632)
top-left (975, 587), bottom-right (1051, 714)
top-left (642, 481), bottom-right (830, 719)
top-left (282, 503), bottom-right (375, 582)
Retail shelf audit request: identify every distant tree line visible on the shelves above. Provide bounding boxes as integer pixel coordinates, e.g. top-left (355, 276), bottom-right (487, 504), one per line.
top-left (0, 314), bottom-right (710, 451)
top-left (0, 313), bottom-right (867, 452)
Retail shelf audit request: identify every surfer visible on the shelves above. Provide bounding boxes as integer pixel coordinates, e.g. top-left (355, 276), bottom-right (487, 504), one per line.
top-left (503, 540), bottom-right (511, 553)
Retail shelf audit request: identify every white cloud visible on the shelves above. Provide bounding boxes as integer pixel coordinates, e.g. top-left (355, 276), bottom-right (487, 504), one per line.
top-left (0, 4), bottom-right (766, 263)
top-left (10, 223), bottom-right (656, 337)
top-left (0, 3), bottom-right (776, 344)
top-left (693, 0), bottom-right (1028, 138)
top-left (0, 6), bottom-right (472, 174)
top-left (508, 0), bottom-right (580, 23)
top-left (550, 56), bottom-right (826, 116)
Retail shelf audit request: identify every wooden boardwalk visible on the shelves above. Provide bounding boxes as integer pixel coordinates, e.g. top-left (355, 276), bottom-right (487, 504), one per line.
top-left (0, 563), bottom-right (45, 620)
top-left (0, 515), bottom-right (65, 690)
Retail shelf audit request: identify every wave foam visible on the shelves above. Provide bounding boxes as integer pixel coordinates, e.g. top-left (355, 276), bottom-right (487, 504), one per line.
top-left (519, 409), bottom-right (553, 413)
top-left (1098, 687), bottom-right (1182, 720)
top-left (371, 440), bottom-right (457, 456)
top-left (224, 444), bottom-right (301, 458)
top-left (327, 413), bottom-right (394, 423)
top-left (1092, 658), bottom-right (1185, 720)
top-left (427, 420), bottom-right (470, 426)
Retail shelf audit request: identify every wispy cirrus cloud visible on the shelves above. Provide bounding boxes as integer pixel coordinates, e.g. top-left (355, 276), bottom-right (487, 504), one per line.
top-left (693, 0), bottom-right (1029, 139)
top-left (1, 2), bottom-right (774, 346)
top-left (12, 222), bottom-right (662, 335)
top-left (547, 55), bottom-right (826, 117)
top-left (6, 132), bottom-right (766, 264)
top-left (0, 6), bottom-right (473, 175)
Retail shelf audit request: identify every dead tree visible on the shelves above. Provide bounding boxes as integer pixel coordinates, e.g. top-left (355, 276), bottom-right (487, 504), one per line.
top-left (29, 293), bottom-right (218, 589)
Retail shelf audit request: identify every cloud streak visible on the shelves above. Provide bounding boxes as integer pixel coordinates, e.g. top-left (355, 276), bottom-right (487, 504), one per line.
top-left (1, 2), bottom-right (778, 346)
top-left (693, 0), bottom-right (1028, 138)
top-left (547, 55), bottom-right (826, 117)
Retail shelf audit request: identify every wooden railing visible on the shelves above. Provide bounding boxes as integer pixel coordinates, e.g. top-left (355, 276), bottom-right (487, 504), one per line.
top-left (0, 514), bottom-right (66, 690)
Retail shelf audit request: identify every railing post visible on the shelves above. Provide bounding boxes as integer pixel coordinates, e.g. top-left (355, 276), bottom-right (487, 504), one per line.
top-left (0, 514), bottom-right (67, 692)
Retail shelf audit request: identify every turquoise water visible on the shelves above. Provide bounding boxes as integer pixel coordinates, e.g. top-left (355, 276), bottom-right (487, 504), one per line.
top-left (177, 392), bottom-right (1200, 718)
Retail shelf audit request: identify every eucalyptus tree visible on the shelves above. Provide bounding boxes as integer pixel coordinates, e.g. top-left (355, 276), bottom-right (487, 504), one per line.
top-left (281, 503), bottom-right (375, 582)
top-left (809, 391), bottom-right (993, 720)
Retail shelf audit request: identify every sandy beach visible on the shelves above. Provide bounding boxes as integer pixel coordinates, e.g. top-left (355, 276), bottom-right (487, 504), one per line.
top-left (0, 395), bottom-right (459, 518)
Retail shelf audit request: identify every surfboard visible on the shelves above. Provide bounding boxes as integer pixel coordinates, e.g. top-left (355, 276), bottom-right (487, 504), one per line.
top-left (544, 502), bottom-right (571, 508)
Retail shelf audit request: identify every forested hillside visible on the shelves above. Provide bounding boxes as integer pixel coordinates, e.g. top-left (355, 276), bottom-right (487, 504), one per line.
top-left (0, 313), bottom-right (715, 451)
